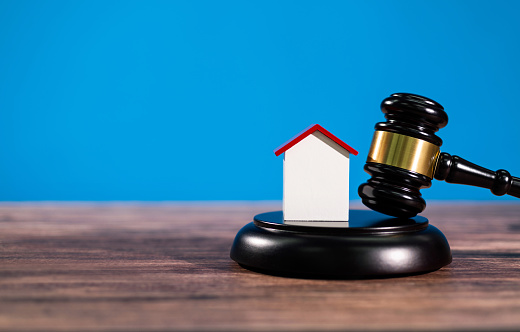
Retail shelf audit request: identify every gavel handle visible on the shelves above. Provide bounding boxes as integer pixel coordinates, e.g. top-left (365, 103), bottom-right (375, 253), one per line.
top-left (434, 152), bottom-right (520, 198)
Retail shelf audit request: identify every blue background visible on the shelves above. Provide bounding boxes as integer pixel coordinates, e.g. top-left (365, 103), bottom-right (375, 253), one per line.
top-left (0, 0), bottom-right (519, 201)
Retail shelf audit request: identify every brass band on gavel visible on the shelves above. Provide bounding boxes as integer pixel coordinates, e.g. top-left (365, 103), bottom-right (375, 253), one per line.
top-left (367, 131), bottom-right (440, 179)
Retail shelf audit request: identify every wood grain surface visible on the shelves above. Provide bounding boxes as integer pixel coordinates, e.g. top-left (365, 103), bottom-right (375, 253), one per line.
top-left (0, 202), bottom-right (519, 331)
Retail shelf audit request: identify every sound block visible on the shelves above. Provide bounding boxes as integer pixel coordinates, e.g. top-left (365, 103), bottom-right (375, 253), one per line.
top-left (230, 210), bottom-right (451, 279)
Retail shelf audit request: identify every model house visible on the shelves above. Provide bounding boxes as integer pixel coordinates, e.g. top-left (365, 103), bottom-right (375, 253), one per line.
top-left (274, 124), bottom-right (358, 222)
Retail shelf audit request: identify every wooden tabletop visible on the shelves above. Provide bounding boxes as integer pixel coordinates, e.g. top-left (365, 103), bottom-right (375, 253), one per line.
top-left (0, 202), bottom-right (519, 331)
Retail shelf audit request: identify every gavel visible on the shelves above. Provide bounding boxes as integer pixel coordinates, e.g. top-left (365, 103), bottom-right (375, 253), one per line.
top-left (358, 93), bottom-right (520, 218)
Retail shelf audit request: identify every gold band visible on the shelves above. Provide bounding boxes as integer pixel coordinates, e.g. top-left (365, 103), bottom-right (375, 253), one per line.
top-left (367, 131), bottom-right (440, 178)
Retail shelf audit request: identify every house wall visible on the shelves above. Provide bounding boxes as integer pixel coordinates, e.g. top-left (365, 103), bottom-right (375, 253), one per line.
top-left (283, 131), bottom-right (350, 221)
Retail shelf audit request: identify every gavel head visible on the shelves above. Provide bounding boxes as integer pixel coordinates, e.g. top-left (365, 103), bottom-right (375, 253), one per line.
top-left (358, 93), bottom-right (449, 218)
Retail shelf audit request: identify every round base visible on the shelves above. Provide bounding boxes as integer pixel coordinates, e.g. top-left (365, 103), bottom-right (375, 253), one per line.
top-left (230, 210), bottom-right (452, 278)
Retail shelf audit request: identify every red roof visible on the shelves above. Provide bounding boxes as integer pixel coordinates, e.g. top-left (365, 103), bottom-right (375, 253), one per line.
top-left (274, 124), bottom-right (358, 157)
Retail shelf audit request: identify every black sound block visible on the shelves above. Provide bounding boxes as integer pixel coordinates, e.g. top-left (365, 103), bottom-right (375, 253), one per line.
top-left (230, 210), bottom-right (452, 279)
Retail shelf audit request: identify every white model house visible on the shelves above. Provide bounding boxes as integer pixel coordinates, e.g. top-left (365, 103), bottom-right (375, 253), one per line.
top-left (274, 124), bottom-right (358, 222)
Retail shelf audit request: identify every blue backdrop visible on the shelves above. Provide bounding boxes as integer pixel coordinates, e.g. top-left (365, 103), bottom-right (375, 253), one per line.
top-left (1, 0), bottom-right (519, 201)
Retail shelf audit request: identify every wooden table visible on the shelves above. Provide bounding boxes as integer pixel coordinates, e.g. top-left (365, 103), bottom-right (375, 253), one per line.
top-left (0, 202), bottom-right (519, 331)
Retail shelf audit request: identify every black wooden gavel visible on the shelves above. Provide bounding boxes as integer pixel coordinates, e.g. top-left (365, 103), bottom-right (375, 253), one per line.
top-left (358, 93), bottom-right (520, 218)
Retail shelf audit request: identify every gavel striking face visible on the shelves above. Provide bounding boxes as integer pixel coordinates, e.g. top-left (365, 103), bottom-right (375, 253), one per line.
top-left (358, 93), bottom-right (520, 218)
